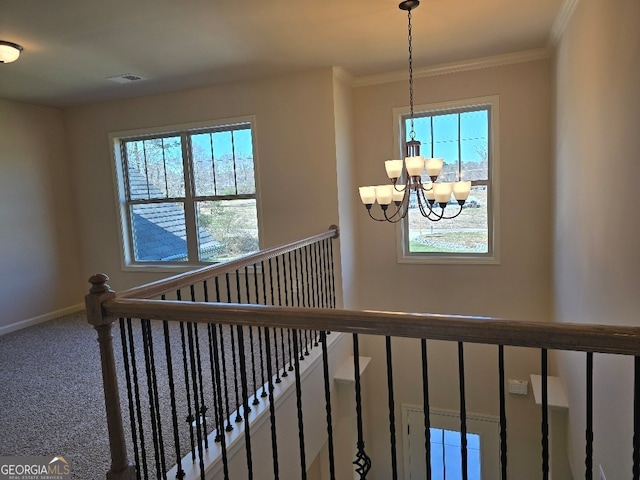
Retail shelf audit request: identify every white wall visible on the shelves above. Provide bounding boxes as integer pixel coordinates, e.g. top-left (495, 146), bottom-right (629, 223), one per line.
top-left (553, 0), bottom-right (640, 478)
top-left (350, 60), bottom-right (554, 479)
top-left (64, 69), bottom-right (343, 295)
top-left (0, 99), bottom-right (83, 332)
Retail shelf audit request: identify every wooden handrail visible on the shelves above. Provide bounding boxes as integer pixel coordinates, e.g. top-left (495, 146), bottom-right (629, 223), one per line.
top-left (102, 299), bottom-right (640, 356)
top-left (119, 225), bottom-right (339, 300)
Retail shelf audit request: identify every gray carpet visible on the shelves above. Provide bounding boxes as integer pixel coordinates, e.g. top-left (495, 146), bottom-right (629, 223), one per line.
top-left (0, 311), bottom-right (286, 480)
top-left (0, 312), bottom-right (113, 479)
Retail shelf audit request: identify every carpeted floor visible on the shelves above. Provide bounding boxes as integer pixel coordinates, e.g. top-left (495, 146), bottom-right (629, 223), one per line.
top-left (0, 311), bottom-right (277, 480)
top-left (0, 312), bottom-right (114, 479)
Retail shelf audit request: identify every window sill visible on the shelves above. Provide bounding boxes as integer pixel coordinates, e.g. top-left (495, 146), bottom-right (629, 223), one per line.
top-left (397, 253), bottom-right (500, 265)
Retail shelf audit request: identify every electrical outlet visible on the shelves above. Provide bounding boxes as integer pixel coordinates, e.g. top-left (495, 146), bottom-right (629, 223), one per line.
top-left (508, 379), bottom-right (528, 395)
top-left (599, 464), bottom-right (606, 480)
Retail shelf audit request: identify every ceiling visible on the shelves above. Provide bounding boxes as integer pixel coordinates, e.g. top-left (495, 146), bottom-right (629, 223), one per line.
top-left (0, 0), bottom-right (565, 108)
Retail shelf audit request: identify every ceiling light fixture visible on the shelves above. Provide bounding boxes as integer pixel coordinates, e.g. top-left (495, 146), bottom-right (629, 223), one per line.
top-left (358, 1), bottom-right (471, 223)
top-left (0, 41), bottom-right (24, 64)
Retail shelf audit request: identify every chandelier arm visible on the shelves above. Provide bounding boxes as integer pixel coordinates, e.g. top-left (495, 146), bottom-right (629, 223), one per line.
top-left (367, 207), bottom-right (388, 222)
top-left (383, 207), bottom-right (405, 223)
top-left (415, 187), bottom-right (445, 221)
top-left (437, 204), bottom-right (464, 220)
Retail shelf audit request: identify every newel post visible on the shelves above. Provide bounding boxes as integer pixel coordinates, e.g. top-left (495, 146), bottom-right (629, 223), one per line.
top-left (85, 274), bottom-right (136, 480)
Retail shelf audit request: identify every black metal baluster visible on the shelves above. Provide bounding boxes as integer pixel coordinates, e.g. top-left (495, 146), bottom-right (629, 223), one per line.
top-left (310, 242), bottom-right (318, 308)
top-left (288, 251), bottom-right (295, 307)
top-left (633, 356), bottom-right (640, 480)
top-left (119, 318), bottom-right (142, 480)
top-left (322, 238), bottom-right (330, 308)
top-left (328, 237), bottom-right (336, 309)
top-left (292, 330), bottom-right (308, 480)
top-left (303, 246), bottom-right (310, 308)
top-left (321, 331), bottom-right (337, 480)
top-left (268, 258), bottom-right (275, 305)
top-left (206, 324), bottom-right (223, 443)
top-left (421, 339), bottom-right (432, 480)
top-left (352, 334), bottom-right (371, 478)
top-left (386, 336), bottom-right (398, 480)
top-left (542, 349), bottom-right (549, 480)
top-left (585, 352), bottom-right (593, 479)
top-left (245, 266), bottom-right (260, 404)
top-left (237, 325), bottom-right (254, 480)
top-left (215, 277), bottom-right (233, 431)
top-left (273, 327), bottom-right (282, 383)
top-left (176, 290), bottom-right (197, 463)
top-left (458, 342), bottom-right (468, 480)
top-left (264, 327), bottom-right (280, 480)
top-left (186, 322), bottom-right (206, 477)
top-left (294, 249), bottom-right (302, 307)
top-left (203, 282), bottom-right (222, 443)
top-left (498, 345), bottom-right (507, 480)
top-left (162, 320), bottom-right (185, 479)
top-left (127, 318), bottom-right (149, 480)
top-left (299, 330), bottom-right (305, 361)
top-left (190, 285), bottom-right (209, 450)
top-left (276, 255), bottom-right (283, 307)
top-left (287, 329), bottom-right (294, 373)
top-left (280, 328), bottom-right (288, 378)
top-left (259, 261), bottom-right (268, 398)
top-left (141, 319), bottom-right (167, 479)
top-left (227, 273), bottom-right (243, 422)
top-left (275, 256), bottom-right (288, 378)
top-left (210, 317), bottom-right (230, 480)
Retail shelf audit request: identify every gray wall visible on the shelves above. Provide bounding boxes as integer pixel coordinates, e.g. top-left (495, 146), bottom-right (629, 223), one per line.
top-left (553, 0), bottom-right (640, 477)
top-left (0, 99), bottom-right (83, 332)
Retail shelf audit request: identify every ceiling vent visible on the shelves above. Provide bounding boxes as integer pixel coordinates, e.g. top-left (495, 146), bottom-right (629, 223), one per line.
top-left (107, 73), bottom-right (146, 84)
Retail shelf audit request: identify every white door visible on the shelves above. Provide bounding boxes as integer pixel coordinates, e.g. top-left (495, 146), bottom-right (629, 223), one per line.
top-left (403, 406), bottom-right (500, 480)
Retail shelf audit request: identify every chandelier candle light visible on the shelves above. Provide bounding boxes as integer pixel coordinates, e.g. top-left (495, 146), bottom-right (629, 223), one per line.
top-left (359, 0), bottom-right (471, 223)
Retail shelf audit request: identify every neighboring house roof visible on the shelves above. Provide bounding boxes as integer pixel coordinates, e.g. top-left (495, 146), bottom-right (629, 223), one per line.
top-left (128, 169), bottom-right (220, 261)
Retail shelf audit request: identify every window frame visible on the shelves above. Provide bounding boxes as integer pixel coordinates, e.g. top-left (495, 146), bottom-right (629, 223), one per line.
top-left (394, 96), bottom-right (501, 265)
top-left (110, 116), bottom-right (263, 271)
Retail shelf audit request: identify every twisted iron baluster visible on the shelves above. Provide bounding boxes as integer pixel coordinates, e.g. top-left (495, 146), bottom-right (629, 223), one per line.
top-left (227, 273), bottom-right (243, 422)
top-left (541, 349), bottom-right (549, 480)
top-left (190, 285), bottom-right (209, 449)
top-left (386, 336), bottom-right (398, 480)
top-left (292, 330), bottom-right (308, 479)
top-left (264, 327), bottom-right (280, 479)
top-left (186, 321), bottom-right (205, 476)
top-left (141, 319), bottom-right (166, 479)
top-left (162, 319), bottom-right (185, 479)
top-left (458, 342), bottom-right (468, 480)
top-left (352, 334), bottom-right (371, 478)
top-left (126, 318), bottom-right (149, 480)
top-left (215, 277), bottom-right (233, 432)
top-left (237, 325), bottom-right (254, 480)
top-left (421, 339), bottom-right (432, 480)
top-left (119, 318), bottom-right (143, 478)
top-left (498, 345), bottom-right (507, 480)
top-left (321, 331), bottom-right (336, 480)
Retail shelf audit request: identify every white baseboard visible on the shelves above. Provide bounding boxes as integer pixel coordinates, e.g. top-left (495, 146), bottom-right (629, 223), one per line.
top-left (0, 303), bottom-right (85, 337)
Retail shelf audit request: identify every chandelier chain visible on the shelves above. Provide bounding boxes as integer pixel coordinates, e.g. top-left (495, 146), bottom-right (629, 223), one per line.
top-left (407, 8), bottom-right (415, 140)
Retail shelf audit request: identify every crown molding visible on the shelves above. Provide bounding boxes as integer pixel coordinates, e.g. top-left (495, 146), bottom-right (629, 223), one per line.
top-left (352, 48), bottom-right (550, 88)
top-left (547, 0), bottom-right (581, 50)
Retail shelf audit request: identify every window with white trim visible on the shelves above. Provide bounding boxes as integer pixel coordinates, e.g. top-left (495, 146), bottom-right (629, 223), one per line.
top-left (112, 119), bottom-right (260, 266)
top-left (397, 97), bottom-right (499, 264)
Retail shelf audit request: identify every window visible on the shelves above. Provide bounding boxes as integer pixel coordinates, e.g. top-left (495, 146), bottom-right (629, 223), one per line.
top-left (111, 118), bottom-right (260, 267)
top-left (396, 97), bottom-right (500, 264)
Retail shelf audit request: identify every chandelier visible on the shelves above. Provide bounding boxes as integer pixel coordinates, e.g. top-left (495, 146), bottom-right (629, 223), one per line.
top-left (358, 0), bottom-right (471, 223)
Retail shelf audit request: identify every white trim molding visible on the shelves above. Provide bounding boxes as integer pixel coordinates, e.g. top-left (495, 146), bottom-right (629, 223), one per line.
top-left (0, 303), bottom-right (85, 337)
top-left (353, 48), bottom-right (550, 88)
top-left (547, 0), bottom-right (581, 50)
